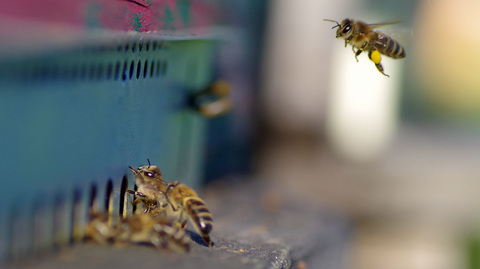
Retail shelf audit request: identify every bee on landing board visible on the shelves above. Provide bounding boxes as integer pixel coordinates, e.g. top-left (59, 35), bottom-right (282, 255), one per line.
top-left (85, 212), bottom-right (190, 252)
top-left (127, 160), bottom-right (169, 218)
top-left (128, 161), bottom-right (214, 247)
top-left (164, 181), bottom-right (214, 247)
top-left (324, 18), bottom-right (406, 77)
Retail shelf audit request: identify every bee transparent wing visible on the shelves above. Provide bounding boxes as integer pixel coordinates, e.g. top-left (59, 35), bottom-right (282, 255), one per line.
top-left (371, 21), bottom-right (413, 46)
top-left (367, 20), bottom-right (402, 28)
top-left (390, 26), bottom-right (414, 45)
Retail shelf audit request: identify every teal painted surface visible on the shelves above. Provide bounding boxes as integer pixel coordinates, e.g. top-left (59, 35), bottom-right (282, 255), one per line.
top-left (0, 35), bottom-right (216, 259)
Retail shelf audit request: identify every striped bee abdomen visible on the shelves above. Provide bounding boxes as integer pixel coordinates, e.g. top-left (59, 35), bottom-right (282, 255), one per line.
top-left (375, 33), bottom-right (405, 59)
top-left (184, 197), bottom-right (213, 246)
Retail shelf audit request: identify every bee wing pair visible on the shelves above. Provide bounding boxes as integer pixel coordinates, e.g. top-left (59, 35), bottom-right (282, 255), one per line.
top-left (366, 20), bottom-right (402, 28)
top-left (324, 18), bottom-right (402, 28)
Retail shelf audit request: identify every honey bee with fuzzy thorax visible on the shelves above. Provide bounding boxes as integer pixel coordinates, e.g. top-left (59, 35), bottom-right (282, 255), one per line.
top-left (85, 212), bottom-right (190, 252)
top-left (324, 18), bottom-right (406, 77)
top-left (127, 161), bottom-right (169, 218)
top-left (164, 181), bottom-right (214, 247)
top-left (128, 162), bottom-right (214, 247)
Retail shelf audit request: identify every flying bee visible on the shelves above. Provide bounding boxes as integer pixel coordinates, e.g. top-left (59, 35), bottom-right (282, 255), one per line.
top-left (127, 161), bottom-right (169, 218)
top-left (86, 212), bottom-right (190, 252)
top-left (165, 181), bottom-right (214, 247)
top-left (324, 18), bottom-right (406, 77)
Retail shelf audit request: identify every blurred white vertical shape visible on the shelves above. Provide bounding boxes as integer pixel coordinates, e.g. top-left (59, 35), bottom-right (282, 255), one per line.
top-left (261, 0), bottom-right (355, 133)
top-left (325, 44), bottom-right (401, 162)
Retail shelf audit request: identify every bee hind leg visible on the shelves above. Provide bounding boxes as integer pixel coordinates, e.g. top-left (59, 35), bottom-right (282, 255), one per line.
top-left (374, 63), bottom-right (389, 77)
top-left (368, 49), bottom-right (389, 77)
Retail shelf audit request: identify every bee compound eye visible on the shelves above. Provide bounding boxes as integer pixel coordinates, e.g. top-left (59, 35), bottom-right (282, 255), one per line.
top-left (145, 172), bottom-right (154, 177)
top-left (343, 25), bottom-right (351, 34)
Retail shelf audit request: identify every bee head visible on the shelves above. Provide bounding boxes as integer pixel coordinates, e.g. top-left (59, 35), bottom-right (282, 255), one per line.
top-left (138, 165), bottom-right (162, 179)
top-left (324, 18), bottom-right (354, 39)
top-left (130, 162), bottom-right (164, 183)
top-left (337, 19), bottom-right (353, 38)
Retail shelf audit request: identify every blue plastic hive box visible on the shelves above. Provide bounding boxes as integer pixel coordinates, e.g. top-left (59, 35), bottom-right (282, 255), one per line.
top-left (0, 31), bottom-right (217, 260)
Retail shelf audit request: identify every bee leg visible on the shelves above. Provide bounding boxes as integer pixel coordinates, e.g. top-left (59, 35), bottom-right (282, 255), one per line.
top-left (177, 210), bottom-right (187, 229)
top-left (127, 189), bottom-right (147, 198)
top-left (375, 63), bottom-right (389, 77)
top-left (368, 49), bottom-right (389, 77)
top-left (355, 41), bottom-right (370, 62)
top-left (360, 41), bottom-right (368, 50)
top-left (354, 48), bottom-right (362, 62)
top-left (127, 190), bottom-right (148, 213)
top-left (345, 35), bottom-right (354, 47)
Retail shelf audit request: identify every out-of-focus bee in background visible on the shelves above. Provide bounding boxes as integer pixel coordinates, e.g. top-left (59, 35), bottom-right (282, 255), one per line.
top-left (324, 18), bottom-right (406, 77)
top-left (128, 162), bottom-right (214, 247)
top-left (86, 212), bottom-right (190, 252)
top-left (164, 181), bottom-right (214, 247)
top-left (85, 212), bottom-right (116, 245)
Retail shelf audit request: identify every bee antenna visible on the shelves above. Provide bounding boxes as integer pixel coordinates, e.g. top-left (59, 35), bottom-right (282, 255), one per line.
top-left (147, 159), bottom-right (151, 168)
top-left (324, 19), bottom-right (340, 29)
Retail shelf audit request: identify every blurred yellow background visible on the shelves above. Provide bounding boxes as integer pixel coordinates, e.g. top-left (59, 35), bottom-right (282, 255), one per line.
top-left (414, 0), bottom-right (480, 120)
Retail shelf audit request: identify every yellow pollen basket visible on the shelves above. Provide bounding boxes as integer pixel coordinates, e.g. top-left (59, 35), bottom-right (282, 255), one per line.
top-left (370, 50), bottom-right (382, 64)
